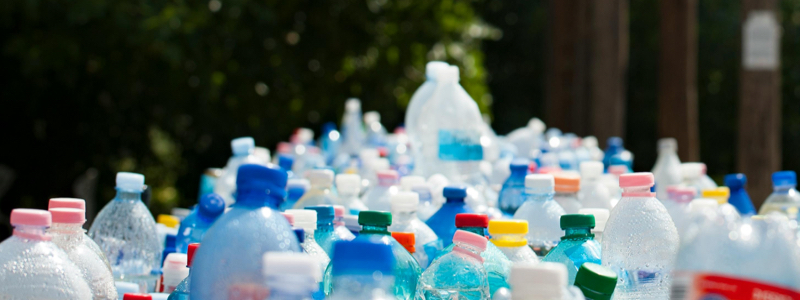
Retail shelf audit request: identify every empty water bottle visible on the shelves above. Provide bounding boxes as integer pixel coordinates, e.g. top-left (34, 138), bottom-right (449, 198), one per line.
top-left (362, 170), bottom-right (400, 211)
top-left (574, 263), bottom-right (617, 300)
top-left (498, 159), bottom-right (529, 216)
top-left (294, 169), bottom-right (337, 209)
top-left (602, 137), bottom-right (624, 170)
top-left (175, 193), bottom-right (224, 253)
top-left (263, 252), bottom-right (322, 300)
top-left (578, 162), bottom-right (613, 210)
top-left (758, 171), bottom-right (800, 219)
top-left (554, 174), bottom-right (582, 214)
top-left (48, 197), bottom-right (110, 267)
top-left (387, 191), bottom-right (441, 269)
top-left (406, 61), bottom-right (449, 167)
top-left (335, 174), bottom-right (368, 212)
top-left (512, 174), bottom-right (565, 256)
top-left (306, 205), bottom-right (354, 257)
top-left (215, 137), bottom-right (265, 206)
top-left (651, 138), bottom-right (683, 201)
top-left (327, 239), bottom-right (396, 300)
top-left (364, 111), bottom-right (388, 147)
top-left (283, 209), bottom-right (330, 298)
top-left (416, 230), bottom-right (490, 299)
top-left (400, 176), bottom-right (438, 221)
top-left (542, 214), bottom-right (602, 284)
top-left (680, 163), bottom-right (707, 195)
top-left (723, 173), bottom-right (756, 215)
top-left (488, 220), bottom-right (539, 264)
top-left (340, 98), bottom-right (366, 156)
top-left (167, 243), bottom-right (198, 300)
top-left (426, 186), bottom-right (474, 247)
top-left (501, 262), bottom-right (586, 300)
top-left (160, 253), bottom-right (188, 293)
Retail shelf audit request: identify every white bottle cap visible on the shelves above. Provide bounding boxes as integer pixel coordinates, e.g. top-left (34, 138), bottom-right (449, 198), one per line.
top-left (263, 252), bottom-right (322, 285)
top-left (295, 128), bottom-right (314, 144)
top-left (359, 148), bottom-right (380, 162)
top-left (525, 174), bottom-right (554, 191)
top-left (582, 136), bottom-right (598, 148)
top-left (400, 176), bottom-right (426, 191)
top-left (681, 163), bottom-right (704, 180)
top-left (285, 209), bottom-right (317, 231)
top-left (578, 208), bottom-right (609, 232)
top-left (305, 169), bottom-right (334, 187)
top-left (425, 61), bottom-right (450, 79)
top-left (688, 198), bottom-right (718, 213)
top-left (161, 253), bottom-right (189, 285)
top-left (116, 172), bottom-right (145, 192)
top-left (115, 282), bottom-right (139, 296)
top-left (391, 192), bottom-right (420, 213)
top-left (364, 111), bottom-right (380, 124)
top-left (335, 174), bottom-right (361, 194)
top-left (509, 262), bottom-right (567, 299)
top-left (231, 137), bottom-right (256, 156)
top-left (287, 178), bottom-right (311, 190)
top-left (527, 118), bottom-right (546, 134)
top-left (345, 98), bottom-right (361, 112)
top-left (372, 158), bottom-right (390, 172)
top-left (579, 161), bottom-right (604, 180)
top-left (254, 147), bottom-right (271, 163)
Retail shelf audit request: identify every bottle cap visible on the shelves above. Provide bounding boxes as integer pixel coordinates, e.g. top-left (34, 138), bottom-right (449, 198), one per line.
top-left (579, 161), bottom-right (604, 180)
top-left (10, 209), bottom-right (51, 227)
top-left (608, 165), bottom-right (628, 176)
top-left (724, 173), bottom-right (747, 189)
top-left (333, 205), bottom-right (346, 218)
top-left (372, 158), bottom-right (391, 172)
top-left (359, 148), bottom-right (379, 163)
top-left (162, 253), bottom-right (189, 280)
top-left (305, 205), bottom-right (335, 223)
top-left (294, 228), bottom-right (305, 244)
top-left (198, 193), bottom-right (225, 220)
top-left (443, 186), bottom-right (467, 199)
top-left (453, 230), bottom-right (487, 252)
top-left (285, 209), bottom-right (317, 231)
top-left (525, 174), bottom-right (555, 191)
top-left (574, 263), bottom-right (617, 300)
top-left (554, 174), bottom-right (580, 193)
top-left (510, 159), bottom-right (530, 172)
top-left (187, 243), bottom-right (199, 267)
top-left (619, 172), bottom-right (654, 188)
top-left (425, 61), bottom-right (450, 79)
top-left (606, 137), bottom-right (623, 148)
top-left (287, 178), bottom-right (311, 190)
top-left (390, 192), bottom-right (420, 213)
top-left (345, 98), bottom-right (361, 112)
top-left (582, 136), bottom-right (598, 148)
top-left (49, 208), bottom-right (85, 224)
top-left (701, 187), bottom-right (730, 205)
top-left (236, 164), bottom-right (288, 200)
top-left (681, 163), bottom-right (704, 179)
top-left (335, 174), bottom-right (361, 194)
top-left (116, 172), bottom-right (145, 192)
top-left (488, 220), bottom-right (528, 235)
top-left (263, 252), bottom-right (322, 283)
top-left (278, 155), bottom-right (294, 171)
top-left (400, 176), bottom-right (426, 191)
top-left (306, 169), bottom-right (334, 187)
top-left (231, 137), bottom-right (256, 156)
top-left (48, 198), bottom-right (86, 210)
top-left (376, 170), bottom-right (399, 182)
top-left (116, 282), bottom-right (140, 296)
top-left (455, 213), bottom-right (489, 228)
top-left (123, 294), bottom-right (152, 300)
top-left (391, 232), bottom-right (416, 254)
top-left (578, 208), bottom-right (609, 232)
top-left (332, 240), bottom-right (394, 276)
top-left (509, 262), bottom-right (567, 297)
top-left (560, 214), bottom-right (595, 230)
top-left (358, 211), bottom-right (392, 227)
top-left (657, 138), bottom-right (677, 151)
top-left (157, 215), bottom-right (180, 228)
top-left (294, 128), bottom-right (314, 144)
top-left (772, 171), bottom-right (797, 187)
top-left (281, 213), bottom-right (295, 226)
top-left (364, 111), bottom-right (380, 124)
top-left (688, 198), bottom-right (719, 213)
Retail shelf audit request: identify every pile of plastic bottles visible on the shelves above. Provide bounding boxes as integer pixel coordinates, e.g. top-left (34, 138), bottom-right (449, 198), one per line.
top-left (2, 61), bottom-right (800, 300)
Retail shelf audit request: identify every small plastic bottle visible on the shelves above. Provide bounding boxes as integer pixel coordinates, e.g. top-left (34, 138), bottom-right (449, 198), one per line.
top-left (388, 191), bottom-right (442, 268)
top-left (723, 173), bottom-right (756, 216)
top-left (293, 169), bottom-right (337, 208)
top-left (578, 161), bottom-right (613, 210)
top-left (416, 230), bottom-right (491, 299)
top-left (554, 174), bottom-right (582, 214)
top-left (175, 193), bottom-right (224, 253)
top-left (488, 220), bottom-right (539, 264)
top-left (498, 159), bottom-right (530, 216)
top-left (305, 205), bottom-right (354, 257)
top-left (362, 170), bottom-right (400, 211)
top-left (512, 174), bottom-right (565, 256)
top-left (332, 205), bottom-right (356, 241)
top-left (214, 137), bottom-right (265, 205)
top-left (542, 214), bottom-right (602, 284)
top-left (759, 171), bottom-right (800, 218)
top-left (284, 209), bottom-right (331, 289)
top-left (426, 186), bottom-right (474, 247)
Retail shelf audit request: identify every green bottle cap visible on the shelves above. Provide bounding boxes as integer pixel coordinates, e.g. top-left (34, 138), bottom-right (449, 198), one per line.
top-left (560, 214), bottom-right (595, 229)
top-left (574, 263), bottom-right (617, 300)
top-left (358, 211), bottom-right (392, 227)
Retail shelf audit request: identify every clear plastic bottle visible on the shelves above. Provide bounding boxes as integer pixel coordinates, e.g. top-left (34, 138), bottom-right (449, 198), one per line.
top-left (214, 137), bottom-right (266, 206)
top-left (680, 163), bottom-right (707, 195)
top-left (601, 172), bottom-right (678, 299)
top-left (167, 243), bottom-right (197, 300)
top-left (723, 173), bottom-right (756, 215)
top-left (426, 186), bottom-right (474, 247)
top-left (284, 209), bottom-right (330, 295)
top-left (387, 192), bottom-right (442, 269)
top-left (334, 174), bottom-right (368, 212)
top-left (577, 208), bottom-right (608, 242)
top-left (48, 206), bottom-right (117, 299)
top-left (541, 214), bottom-right (601, 284)
top-left (578, 162), bottom-right (613, 210)
top-left (554, 174), bottom-right (582, 214)
top-left (416, 230), bottom-right (490, 299)
top-left (161, 253), bottom-right (188, 293)
top-left (651, 138), bottom-right (683, 201)
top-left (406, 61), bottom-right (449, 167)
top-left (498, 159), bottom-right (529, 216)
top-left (362, 170), bottom-right (400, 212)
top-left (327, 239), bottom-right (396, 300)
top-left (263, 252), bottom-right (322, 300)
top-left (501, 262), bottom-right (586, 300)
top-left (175, 193), bottom-right (224, 253)
top-left (512, 174), bottom-right (566, 256)
top-left (662, 187), bottom-right (696, 234)
top-left (574, 263), bottom-right (617, 300)
top-left (506, 118), bottom-right (546, 159)
top-left (190, 164), bottom-right (300, 300)
top-left (697, 163), bottom-right (717, 190)
top-left (48, 197), bottom-right (110, 268)
top-left (89, 172), bottom-right (163, 291)
top-left (0, 209), bottom-right (93, 298)
top-left (305, 205), bottom-right (354, 257)
top-left (293, 169), bottom-right (337, 209)
top-left (340, 98), bottom-right (366, 157)
top-left (364, 111), bottom-right (388, 148)
top-left (758, 171), bottom-right (800, 219)
top-left (488, 220), bottom-right (540, 263)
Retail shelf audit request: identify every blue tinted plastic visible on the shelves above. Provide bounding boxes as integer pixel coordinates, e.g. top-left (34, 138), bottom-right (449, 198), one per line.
top-left (176, 193), bottom-right (225, 253)
top-left (725, 174), bottom-right (756, 215)
top-left (498, 162), bottom-right (528, 216)
top-left (426, 192), bottom-right (474, 247)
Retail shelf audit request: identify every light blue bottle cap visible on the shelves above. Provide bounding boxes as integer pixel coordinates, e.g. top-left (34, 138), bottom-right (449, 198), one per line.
top-left (425, 61), bottom-right (449, 80)
top-left (115, 282), bottom-right (139, 296)
top-left (231, 137), bottom-right (255, 156)
top-left (116, 172), bottom-right (145, 192)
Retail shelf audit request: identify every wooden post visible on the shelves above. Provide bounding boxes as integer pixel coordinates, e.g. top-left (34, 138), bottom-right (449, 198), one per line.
top-left (658, 0), bottom-right (700, 162)
top-left (589, 0), bottom-right (628, 144)
top-left (739, 0), bottom-right (781, 207)
top-left (546, 0), bottom-right (579, 133)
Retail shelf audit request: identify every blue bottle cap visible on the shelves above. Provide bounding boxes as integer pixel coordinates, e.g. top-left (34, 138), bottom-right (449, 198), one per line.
top-left (607, 137), bottom-right (623, 148)
top-left (724, 173), bottom-right (747, 189)
top-left (236, 164), bottom-right (288, 200)
top-left (294, 228), bottom-right (305, 244)
top-left (772, 171), bottom-right (797, 187)
top-left (287, 188), bottom-right (306, 201)
top-left (510, 159), bottom-right (530, 172)
top-left (305, 205), bottom-right (335, 223)
top-left (443, 186), bottom-right (467, 199)
top-left (278, 155), bottom-right (294, 171)
top-left (332, 239), bottom-right (394, 276)
top-left (165, 234), bottom-right (177, 248)
top-left (116, 172), bottom-right (145, 192)
top-left (322, 122), bottom-right (337, 134)
top-left (198, 193), bottom-right (225, 220)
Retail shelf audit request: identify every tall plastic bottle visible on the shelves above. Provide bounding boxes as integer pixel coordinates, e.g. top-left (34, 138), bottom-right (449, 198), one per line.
top-left (662, 187), bottom-right (696, 235)
top-left (512, 174), bottom-right (566, 256)
top-left (488, 220), bottom-right (539, 263)
top-left (214, 137), bottom-right (265, 206)
top-left (554, 174), bottom-right (582, 214)
top-left (282, 209), bottom-right (330, 297)
top-left (680, 163), bottom-right (707, 195)
top-left (175, 193), bottom-right (224, 253)
top-left (401, 176), bottom-right (439, 221)
top-left (574, 263), bottom-right (617, 300)
top-left (327, 240), bottom-right (396, 300)
top-left (190, 164), bottom-right (300, 300)
top-left (541, 214), bottom-right (602, 284)
top-left (166, 243), bottom-right (198, 300)
top-left (601, 172), bottom-right (678, 299)
top-left (305, 205), bottom-right (354, 257)
top-left (723, 173), bottom-right (756, 215)
top-left (48, 197), bottom-right (110, 268)
top-left (758, 171), bottom-right (800, 219)
top-left (335, 174), bottom-right (368, 212)
top-left (89, 172), bottom-right (162, 291)
top-left (578, 162), bottom-right (613, 210)
top-left (651, 138), bottom-right (683, 201)
top-left (340, 98), bottom-right (366, 157)
top-left (293, 169), bottom-right (337, 209)
top-left (602, 137), bottom-right (624, 171)
top-left (161, 253), bottom-right (188, 293)
top-left (362, 170), bottom-right (400, 212)
top-left (0, 209), bottom-right (92, 298)
top-left (406, 61), bottom-right (449, 167)
top-left (426, 186), bottom-right (474, 247)
top-left (263, 252), bottom-right (322, 300)
top-left (416, 230), bottom-right (490, 299)
top-left (364, 111), bottom-right (388, 147)
top-left (48, 207), bottom-right (117, 299)
top-left (387, 191), bottom-right (442, 269)
top-left (498, 159), bottom-right (529, 216)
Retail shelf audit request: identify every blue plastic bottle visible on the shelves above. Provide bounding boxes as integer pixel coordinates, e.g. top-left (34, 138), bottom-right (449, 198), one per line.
top-left (327, 240), bottom-right (396, 300)
top-left (759, 171), bottom-right (800, 218)
top-left (189, 164), bottom-right (300, 300)
top-left (278, 154), bottom-right (296, 179)
top-left (416, 230), bottom-right (490, 299)
top-left (542, 214), bottom-right (602, 284)
top-left (319, 122), bottom-right (342, 165)
top-left (280, 178), bottom-right (310, 212)
top-left (306, 205), bottom-right (354, 257)
top-left (498, 159), bottom-right (529, 216)
top-left (175, 193), bottom-right (225, 253)
top-left (426, 186), bottom-right (474, 247)
top-left (602, 137), bottom-right (623, 171)
top-left (167, 243), bottom-right (198, 300)
top-left (162, 234), bottom-right (177, 266)
top-left (724, 173), bottom-right (756, 215)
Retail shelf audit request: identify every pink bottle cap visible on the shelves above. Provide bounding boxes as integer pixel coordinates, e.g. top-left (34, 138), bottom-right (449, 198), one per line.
top-left (48, 198), bottom-right (86, 210)
top-left (333, 205), bottom-right (345, 217)
top-left (281, 213), bottom-right (295, 226)
top-left (10, 209), bottom-right (51, 227)
top-left (377, 170), bottom-right (399, 181)
top-left (670, 187), bottom-right (697, 203)
top-left (49, 208), bottom-right (85, 224)
top-left (619, 173), bottom-right (654, 188)
top-left (453, 230), bottom-right (488, 251)
top-left (608, 165), bottom-right (628, 176)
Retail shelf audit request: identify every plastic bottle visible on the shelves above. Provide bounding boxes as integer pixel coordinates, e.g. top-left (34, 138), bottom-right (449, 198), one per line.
top-left (406, 61), bottom-right (449, 163)
top-left (293, 169), bottom-right (336, 209)
top-left (282, 178), bottom-right (310, 212)
top-left (499, 159), bottom-right (530, 216)
top-left (651, 138), bottom-right (683, 201)
top-left (0, 209), bottom-right (93, 298)
top-left (501, 262), bottom-right (586, 300)
top-left (680, 163), bottom-right (707, 195)
top-left (362, 170), bottom-right (400, 212)
top-left (697, 163), bottom-right (717, 190)
top-left (578, 162), bottom-right (613, 210)
top-left (156, 214), bottom-right (179, 246)
top-left (333, 174), bottom-right (367, 212)
top-left (506, 118), bottom-right (546, 159)
top-left (327, 240), bottom-right (396, 300)
top-left (577, 208), bottom-right (608, 242)
top-left (166, 243), bottom-right (197, 300)
top-left (263, 252), bottom-right (322, 300)
top-left (488, 220), bottom-right (539, 263)
top-left (414, 184), bottom-right (440, 222)
top-left (758, 171), bottom-right (800, 219)
top-left (601, 172), bottom-right (678, 299)
top-left (175, 193), bottom-right (225, 253)
top-left (89, 172), bottom-right (162, 291)
top-left (284, 209), bottom-right (330, 293)
top-left (723, 173), bottom-right (756, 215)
top-left (426, 186), bottom-right (474, 247)
top-left (48, 206), bottom-right (117, 299)
top-left (190, 164), bottom-right (300, 300)
top-left (574, 263), bottom-right (617, 300)
top-left (662, 187), bottom-right (696, 233)
top-left (364, 111), bottom-right (388, 147)
top-left (333, 205), bottom-right (356, 238)
top-left (542, 214), bottom-right (602, 284)
top-left (214, 137), bottom-right (265, 206)
top-left (278, 154), bottom-right (296, 179)
top-left (416, 230), bottom-right (490, 299)
top-left (340, 98), bottom-right (366, 156)
top-left (554, 174), bottom-right (582, 214)
top-left (602, 137), bottom-right (624, 171)
top-left (305, 205), bottom-right (354, 257)
top-left (387, 192), bottom-right (442, 269)
top-left (161, 253), bottom-right (188, 293)
top-left (48, 197), bottom-right (110, 268)
top-left (512, 174), bottom-right (566, 256)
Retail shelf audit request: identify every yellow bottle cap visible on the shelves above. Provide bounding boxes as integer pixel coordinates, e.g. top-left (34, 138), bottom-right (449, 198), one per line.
top-left (157, 214), bottom-right (180, 228)
top-left (701, 187), bottom-right (730, 205)
top-left (489, 220), bottom-right (529, 247)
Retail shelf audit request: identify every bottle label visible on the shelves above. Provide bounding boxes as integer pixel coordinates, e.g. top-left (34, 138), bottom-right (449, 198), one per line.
top-left (438, 129), bottom-right (483, 161)
top-left (671, 272), bottom-right (800, 300)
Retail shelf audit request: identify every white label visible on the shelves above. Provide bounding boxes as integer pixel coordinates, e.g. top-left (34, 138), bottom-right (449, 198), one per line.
top-left (743, 11), bottom-right (781, 70)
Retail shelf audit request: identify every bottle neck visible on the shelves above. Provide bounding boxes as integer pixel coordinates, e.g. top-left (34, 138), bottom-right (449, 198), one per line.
top-left (453, 242), bottom-right (483, 262)
top-left (773, 185), bottom-right (796, 193)
top-left (562, 227), bottom-right (594, 240)
top-left (491, 233), bottom-right (527, 247)
top-left (458, 226), bottom-right (485, 236)
top-left (114, 190), bottom-right (143, 202)
top-left (13, 225), bottom-right (50, 241)
top-left (446, 197), bottom-right (465, 203)
top-left (234, 189), bottom-right (282, 209)
top-left (360, 225), bottom-right (390, 235)
top-left (621, 186), bottom-right (654, 198)
top-left (392, 211), bottom-right (418, 224)
top-left (524, 190), bottom-right (554, 202)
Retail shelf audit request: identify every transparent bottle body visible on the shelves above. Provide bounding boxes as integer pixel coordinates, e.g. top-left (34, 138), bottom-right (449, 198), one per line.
top-left (498, 171), bottom-right (526, 216)
top-left (436, 227), bottom-right (511, 296)
top-left (388, 212), bottom-right (442, 269)
top-left (293, 187), bottom-right (337, 209)
top-left (328, 275), bottom-right (396, 300)
top-left (50, 223), bottom-right (118, 299)
top-left (416, 247), bottom-right (490, 300)
top-left (541, 230), bottom-right (601, 285)
top-left (578, 179), bottom-right (613, 210)
top-left (316, 223), bottom-right (353, 257)
top-left (651, 149), bottom-right (682, 201)
top-left (512, 190), bottom-right (565, 256)
top-left (554, 192), bottom-right (582, 214)
top-left (758, 187), bottom-right (800, 219)
top-left (362, 185), bottom-right (398, 212)
top-left (494, 237), bottom-right (540, 264)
